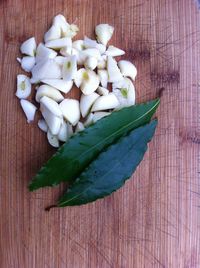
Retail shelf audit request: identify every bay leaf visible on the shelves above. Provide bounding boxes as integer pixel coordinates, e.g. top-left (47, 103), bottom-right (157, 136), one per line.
top-left (29, 99), bottom-right (159, 191)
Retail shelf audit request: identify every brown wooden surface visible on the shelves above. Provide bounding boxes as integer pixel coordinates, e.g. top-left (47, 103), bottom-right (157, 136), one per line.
top-left (0, 0), bottom-right (200, 267)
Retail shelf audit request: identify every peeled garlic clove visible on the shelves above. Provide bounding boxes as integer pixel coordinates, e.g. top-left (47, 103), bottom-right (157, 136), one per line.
top-left (105, 45), bottom-right (125, 57)
top-left (54, 56), bottom-right (65, 66)
top-left (21, 56), bottom-right (35, 72)
top-left (41, 79), bottom-right (73, 94)
top-left (53, 14), bottom-right (69, 33)
top-left (118, 60), bottom-right (137, 81)
top-left (72, 40), bottom-right (84, 51)
top-left (45, 37), bottom-right (72, 50)
top-left (97, 86), bottom-right (109, 96)
top-left (44, 25), bottom-right (61, 43)
top-left (38, 119), bottom-right (48, 132)
top-left (62, 55), bottom-right (77, 81)
top-left (74, 68), bottom-right (86, 88)
top-left (60, 46), bottom-right (72, 56)
top-left (36, 43), bottom-right (57, 63)
top-left (80, 92), bottom-right (100, 117)
top-left (83, 36), bottom-right (98, 48)
top-left (40, 96), bottom-right (62, 117)
top-left (107, 56), bottom-right (123, 82)
top-left (16, 74), bottom-right (31, 99)
top-left (93, 112), bottom-right (111, 123)
top-left (57, 121), bottom-right (68, 142)
top-left (91, 93), bottom-right (119, 112)
top-left (97, 69), bottom-right (108, 88)
top-left (95, 24), bottom-right (114, 46)
top-left (112, 78), bottom-right (135, 108)
top-left (84, 56), bottom-right (98, 70)
top-left (81, 48), bottom-right (101, 61)
top-left (31, 59), bottom-right (61, 83)
top-left (75, 122), bottom-right (85, 133)
top-left (40, 105), bottom-right (62, 135)
top-left (84, 113), bottom-right (94, 127)
top-left (47, 130), bottom-right (59, 148)
top-left (20, 99), bottom-right (37, 123)
top-left (80, 70), bottom-right (100, 95)
top-left (35, 85), bottom-right (64, 103)
top-left (20, 37), bottom-right (36, 56)
top-left (59, 99), bottom-right (80, 126)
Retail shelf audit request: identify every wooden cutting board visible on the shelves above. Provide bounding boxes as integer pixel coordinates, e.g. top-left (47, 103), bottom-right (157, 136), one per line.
top-left (0, 0), bottom-right (199, 267)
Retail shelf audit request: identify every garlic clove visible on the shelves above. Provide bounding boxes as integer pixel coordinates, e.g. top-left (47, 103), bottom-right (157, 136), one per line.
top-left (105, 45), bottom-right (125, 57)
top-left (53, 14), bottom-right (69, 34)
top-left (74, 68), bottom-right (86, 88)
top-left (96, 86), bottom-right (109, 96)
top-left (84, 113), bottom-right (94, 127)
top-left (93, 112), bottom-right (111, 123)
top-left (21, 56), bottom-right (36, 72)
top-left (40, 96), bottom-right (62, 117)
top-left (62, 55), bottom-right (77, 81)
top-left (38, 119), bottom-right (48, 132)
top-left (41, 79), bottom-right (73, 94)
top-left (35, 85), bottom-right (64, 103)
top-left (84, 56), bottom-right (98, 70)
top-left (44, 25), bottom-right (61, 43)
top-left (95, 24), bottom-right (114, 46)
top-left (83, 37), bottom-right (106, 55)
top-left (47, 130), bottom-right (59, 148)
top-left (40, 105), bottom-right (62, 135)
top-left (97, 69), bottom-right (108, 88)
top-left (16, 74), bottom-right (32, 99)
top-left (59, 99), bottom-right (80, 126)
top-left (45, 37), bottom-right (72, 50)
top-left (107, 56), bottom-right (123, 82)
top-left (31, 59), bottom-right (62, 83)
top-left (20, 37), bottom-right (36, 56)
top-left (118, 60), bottom-right (137, 81)
top-left (80, 92), bottom-right (100, 118)
top-left (91, 93), bottom-right (119, 112)
top-left (80, 70), bottom-right (100, 95)
top-left (20, 99), bottom-right (37, 123)
top-left (36, 43), bottom-right (57, 63)
top-left (75, 122), bottom-right (85, 133)
top-left (112, 78), bottom-right (135, 109)
top-left (57, 121), bottom-right (68, 142)
top-left (72, 40), bottom-right (85, 51)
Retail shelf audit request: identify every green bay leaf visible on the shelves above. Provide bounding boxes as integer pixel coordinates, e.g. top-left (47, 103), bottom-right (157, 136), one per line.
top-left (58, 120), bottom-right (158, 206)
top-left (29, 99), bottom-right (159, 191)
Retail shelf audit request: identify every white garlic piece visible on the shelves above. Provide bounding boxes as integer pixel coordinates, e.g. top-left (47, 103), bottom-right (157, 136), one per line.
top-left (84, 56), bottom-right (98, 70)
top-left (91, 93), bottom-right (119, 112)
top-left (59, 99), bottom-right (80, 126)
top-left (20, 37), bottom-right (36, 56)
top-left (118, 60), bottom-right (137, 81)
top-left (107, 56), bottom-right (123, 82)
top-left (57, 121), bottom-right (68, 142)
top-left (45, 37), bottom-right (72, 50)
top-left (21, 56), bottom-right (35, 72)
top-left (41, 79), bottom-right (73, 94)
top-left (95, 24), bottom-right (114, 46)
top-left (16, 74), bottom-right (31, 99)
top-left (38, 119), bottom-right (48, 132)
top-left (47, 130), bottom-right (59, 148)
top-left (20, 99), bottom-right (37, 123)
top-left (97, 69), bottom-right (108, 88)
top-left (35, 85), bottom-right (64, 103)
top-left (36, 43), bottom-right (57, 63)
top-left (62, 55), bottom-right (77, 81)
top-left (44, 25), bottom-right (61, 43)
top-left (40, 96), bottom-right (62, 117)
top-left (80, 92), bottom-right (100, 118)
top-left (105, 45), bottom-right (125, 57)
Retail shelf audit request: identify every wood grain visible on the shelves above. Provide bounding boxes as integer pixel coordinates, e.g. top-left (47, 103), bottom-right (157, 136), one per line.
top-left (0, 0), bottom-right (200, 267)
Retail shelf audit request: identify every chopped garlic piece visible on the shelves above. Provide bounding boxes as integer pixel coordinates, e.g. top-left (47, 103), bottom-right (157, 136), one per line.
top-left (16, 74), bottom-right (31, 99)
top-left (20, 99), bottom-right (37, 123)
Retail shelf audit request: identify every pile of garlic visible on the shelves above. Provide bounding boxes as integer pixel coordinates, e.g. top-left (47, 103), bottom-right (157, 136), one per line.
top-left (16, 14), bottom-right (137, 148)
